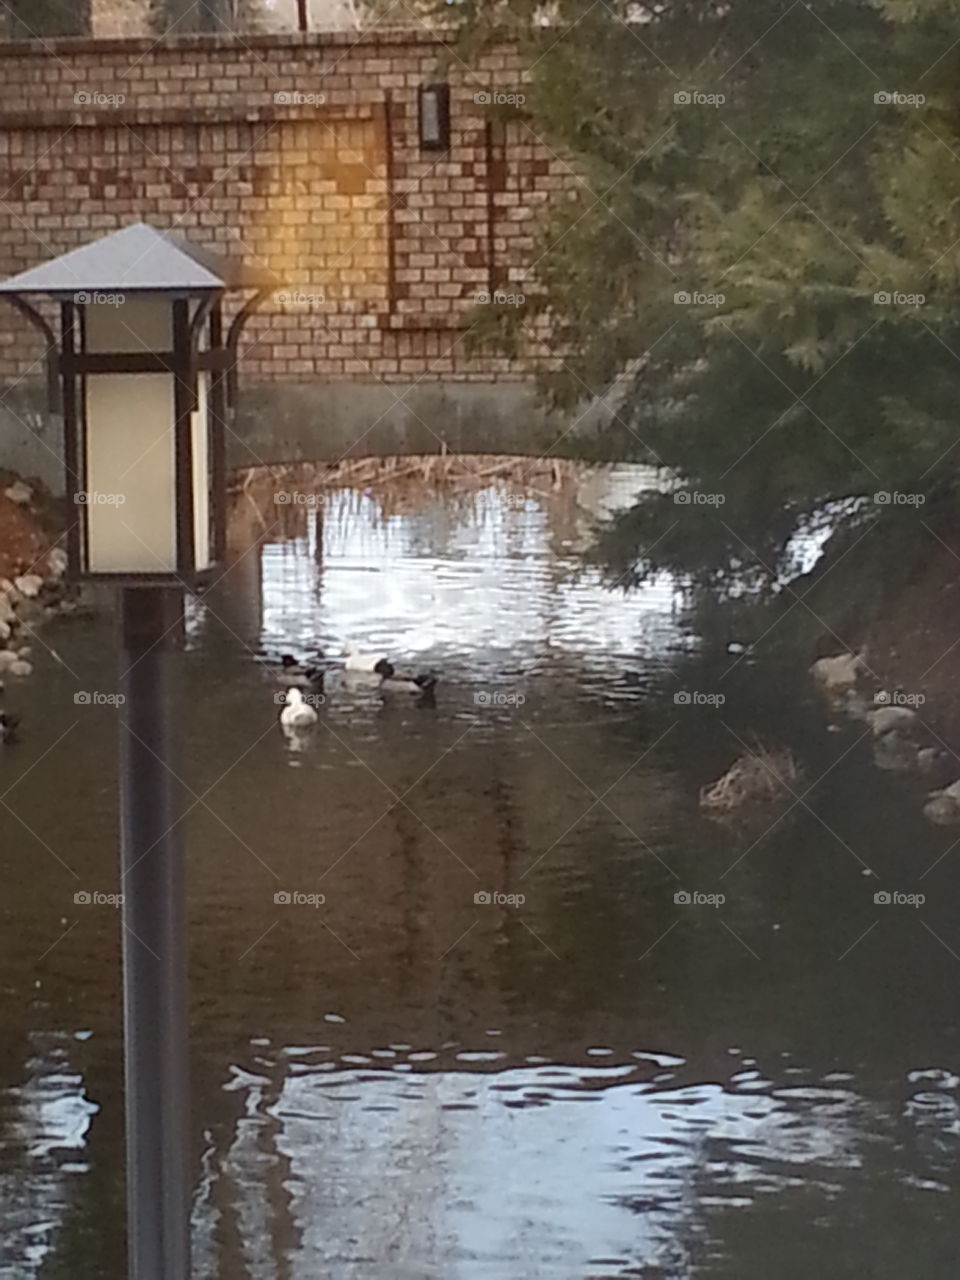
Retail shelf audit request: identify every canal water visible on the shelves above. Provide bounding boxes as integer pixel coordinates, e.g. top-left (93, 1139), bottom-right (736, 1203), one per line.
top-left (1, 465), bottom-right (958, 1278)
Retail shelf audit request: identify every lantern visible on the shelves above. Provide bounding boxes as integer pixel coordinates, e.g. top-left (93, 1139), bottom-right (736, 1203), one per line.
top-left (0, 222), bottom-right (276, 585)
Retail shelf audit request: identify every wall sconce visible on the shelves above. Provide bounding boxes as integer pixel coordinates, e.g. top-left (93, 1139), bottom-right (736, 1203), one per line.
top-left (419, 83), bottom-right (451, 151)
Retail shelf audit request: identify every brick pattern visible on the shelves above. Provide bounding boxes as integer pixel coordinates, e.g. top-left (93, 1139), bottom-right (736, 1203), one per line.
top-left (0, 31), bottom-right (567, 385)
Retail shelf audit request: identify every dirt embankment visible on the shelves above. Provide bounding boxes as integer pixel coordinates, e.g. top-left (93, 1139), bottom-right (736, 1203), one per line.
top-left (0, 471), bottom-right (62, 580)
top-left (863, 529), bottom-right (960, 746)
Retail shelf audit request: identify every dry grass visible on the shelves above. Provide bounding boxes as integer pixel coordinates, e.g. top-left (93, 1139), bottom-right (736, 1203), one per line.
top-left (700, 741), bottom-right (804, 826)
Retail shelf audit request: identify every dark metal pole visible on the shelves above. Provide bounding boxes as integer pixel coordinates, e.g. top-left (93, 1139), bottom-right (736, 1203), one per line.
top-left (117, 586), bottom-right (190, 1280)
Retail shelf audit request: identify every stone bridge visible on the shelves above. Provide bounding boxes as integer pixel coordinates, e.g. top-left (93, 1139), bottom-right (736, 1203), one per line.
top-left (0, 27), bottom-right (622, 488)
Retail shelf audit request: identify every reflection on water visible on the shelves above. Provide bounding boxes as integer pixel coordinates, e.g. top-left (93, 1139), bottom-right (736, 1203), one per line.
top-left (1, 465), bottom-right (960, 1278)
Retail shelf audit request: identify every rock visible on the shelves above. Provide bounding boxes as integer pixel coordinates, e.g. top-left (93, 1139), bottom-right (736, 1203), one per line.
top-left (924, 793), bottom-right (960, 825)
top-left (0, 594), bottom-right (15, 625)
top-left (941, 779), bottom-right (960, 805)
top-left (4, 481), bottom-right (32, 505)
top-left (9, 659), bottom-right (32, 677)
top-left (917, 747), bottom-right (940, 771)
top-left (13, 574), bottom-right (43, 599)
top-left (811, 652), bottom-right (866, 692)
top-left (45, 548), bottom-right (68, 580)
top-left (0, 650), bottom-right (20, 673)
top-left (873, 731), bottom-right (919, 772)
top-left (0, 621), bottom-right (9, 643)
top-left (868, 705), bottom-right (918, 737)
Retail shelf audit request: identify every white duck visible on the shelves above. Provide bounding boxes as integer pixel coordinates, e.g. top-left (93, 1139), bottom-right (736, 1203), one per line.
top-left (279, 687), bottom-right (318, 729)
top-left (344, 643), bottom-right (394, 677)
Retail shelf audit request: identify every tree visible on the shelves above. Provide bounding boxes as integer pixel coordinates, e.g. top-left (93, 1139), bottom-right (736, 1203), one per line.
top-left (148, 0), bottom-right (266, 33)
top-left (386, 1), bottom-right (960, 637)
top-left (1, 0), bottom-right (90, 35)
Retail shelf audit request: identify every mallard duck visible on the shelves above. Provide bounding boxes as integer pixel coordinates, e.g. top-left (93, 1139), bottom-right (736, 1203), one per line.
top-left (279, 687), bottom-right (319, 729)
top-left (274, 654), bottom-right (325, 689)
top-left (345, 643), bottom-right (394, 677)
top-left (0, 710), bottom-right (19, 744)
top-left (381, 672), bottom-right (438, 696)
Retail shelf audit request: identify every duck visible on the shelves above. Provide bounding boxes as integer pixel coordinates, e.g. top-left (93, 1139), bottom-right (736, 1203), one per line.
top-left (0, 710), bottom-right (19, 744)
top-left (279, 686), bottom-right (319, 729)
top-left (380, 672), bottom-right (438, 696)
top-left (273, 654), bottom-right (325, 689)
top-left (345, 643), bottom-right (394, 677)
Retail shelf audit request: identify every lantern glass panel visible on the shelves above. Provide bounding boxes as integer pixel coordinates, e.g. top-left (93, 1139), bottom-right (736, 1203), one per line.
top-left (84, 372), bottom-right (177, 574)
top-left (191, 370), bottom-right (212, 572)
top-left (85, 295), bottom-right (172, 353)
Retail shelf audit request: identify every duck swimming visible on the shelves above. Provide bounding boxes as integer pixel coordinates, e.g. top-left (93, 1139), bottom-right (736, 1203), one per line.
top-left (380, 672), bottom-right (438, 696)
top-left (279, 686), bottom-right (319, 729)
top-left (274, 654), bottom-right (325, 689)
top-left (344, 643), bottom-right (394, 677)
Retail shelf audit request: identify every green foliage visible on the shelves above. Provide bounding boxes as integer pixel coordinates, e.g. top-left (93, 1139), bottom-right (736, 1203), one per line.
top-left (1, 0), bottom-right (90, 36)
top-left (392, 0), bottom-right (960, 637)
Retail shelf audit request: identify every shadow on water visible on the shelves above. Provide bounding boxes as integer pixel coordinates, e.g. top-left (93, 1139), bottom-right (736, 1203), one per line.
top-left (0, 464), bottom-right (959, 1277)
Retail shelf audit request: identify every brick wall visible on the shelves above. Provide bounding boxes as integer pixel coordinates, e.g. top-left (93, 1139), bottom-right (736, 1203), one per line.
top-left (0, 30), bottom-right (567, 388)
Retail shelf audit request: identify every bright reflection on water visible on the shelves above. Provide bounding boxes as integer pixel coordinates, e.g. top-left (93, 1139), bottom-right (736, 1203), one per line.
top-left (1, 464), bottom-right (960, 1278)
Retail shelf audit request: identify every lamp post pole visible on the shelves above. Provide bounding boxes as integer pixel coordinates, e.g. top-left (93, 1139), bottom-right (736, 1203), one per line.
top-left (117, 585), bottom-right (191, 1280)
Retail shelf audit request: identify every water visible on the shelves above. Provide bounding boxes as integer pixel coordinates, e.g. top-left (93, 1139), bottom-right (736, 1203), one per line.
top-left (1, 464), bottom-right (959, 1278)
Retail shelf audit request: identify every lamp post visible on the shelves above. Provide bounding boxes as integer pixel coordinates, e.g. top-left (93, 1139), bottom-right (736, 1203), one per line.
top-left (0, 223), bottom-right (276, 1279)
